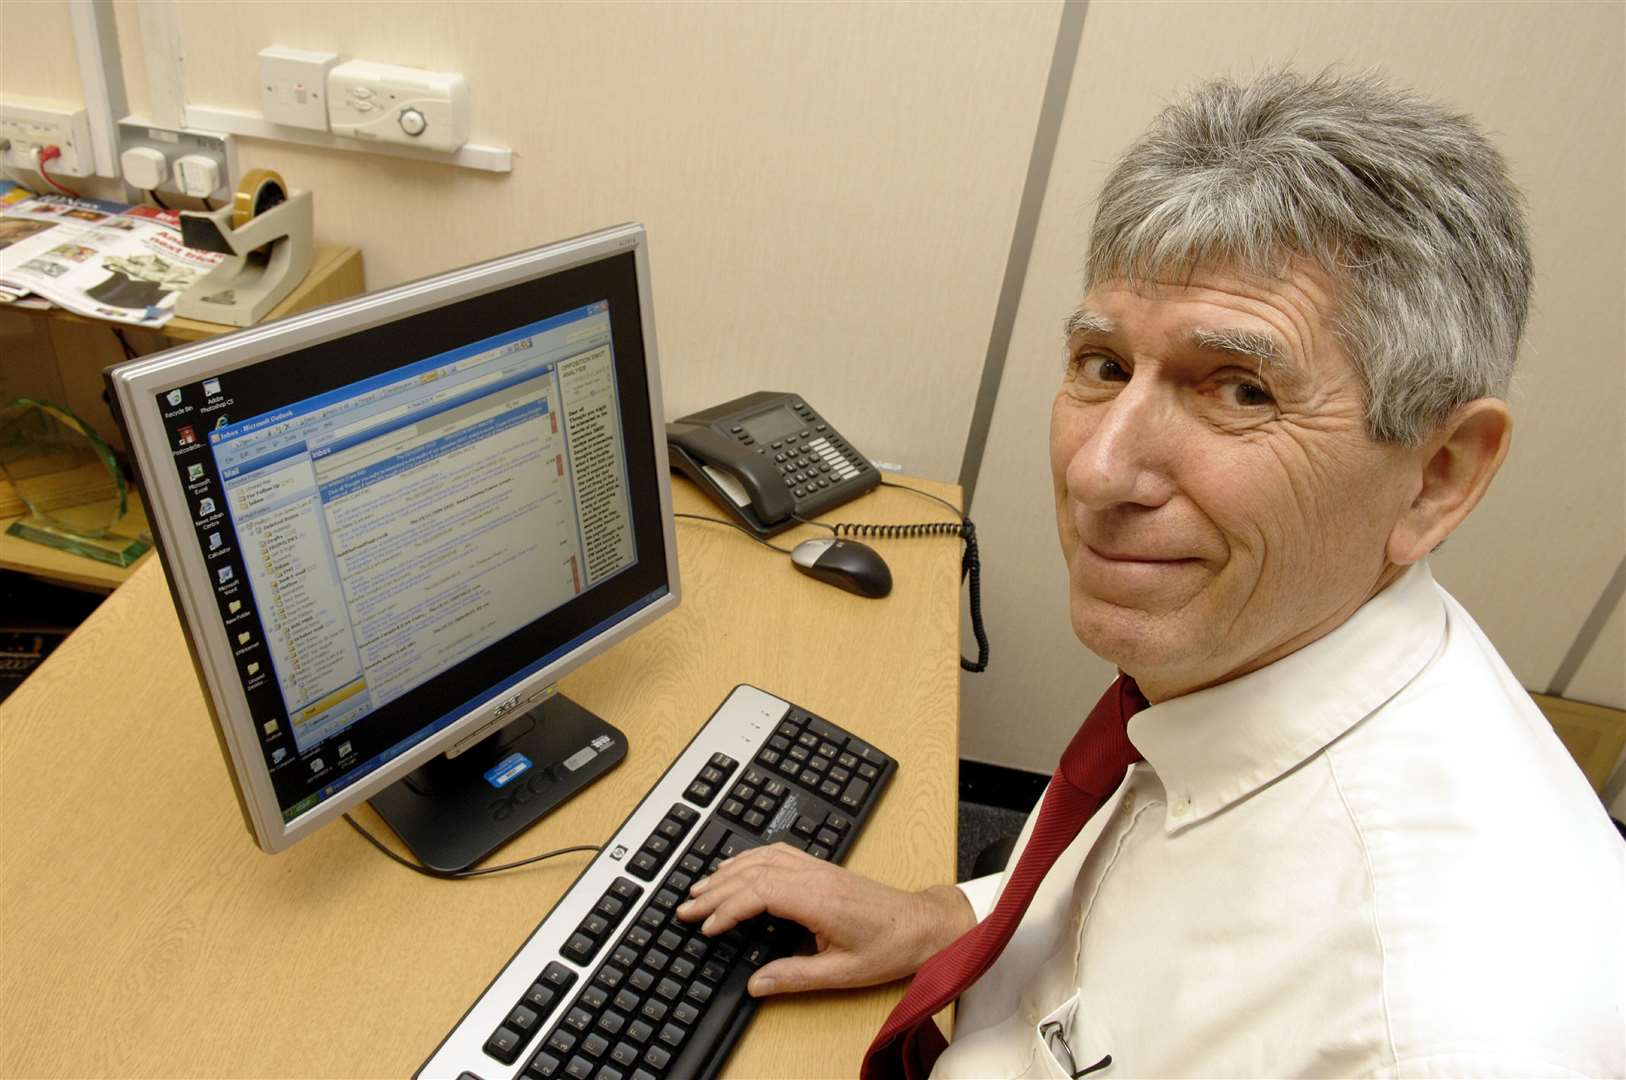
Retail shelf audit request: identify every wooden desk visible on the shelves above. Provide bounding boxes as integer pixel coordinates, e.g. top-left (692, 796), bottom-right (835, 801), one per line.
top-left (0, 476), bottom-right (963, 1078)
top-left (0, 244), bottom-right (363, 591)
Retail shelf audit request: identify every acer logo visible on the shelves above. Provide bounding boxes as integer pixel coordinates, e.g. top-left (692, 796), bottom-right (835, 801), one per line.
top-left (492, 694), bottom-right (523, 719)
top-left (488, 762), bottom-right (564, 822)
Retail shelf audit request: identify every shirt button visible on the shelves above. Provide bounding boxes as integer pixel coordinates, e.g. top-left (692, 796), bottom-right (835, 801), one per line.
top-left (1173, 796), bottom-right (1192, 816)
top-left (1120, 793), bottom-right (1135, 814)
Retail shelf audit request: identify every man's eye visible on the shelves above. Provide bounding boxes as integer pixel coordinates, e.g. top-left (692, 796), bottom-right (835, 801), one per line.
top-left (1069, 355), bottom-right (1130, 384)
top-left (1218, 379), bottom-right (1275, 409)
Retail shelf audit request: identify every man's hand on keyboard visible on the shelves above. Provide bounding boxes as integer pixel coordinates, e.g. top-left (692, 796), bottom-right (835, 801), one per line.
top-left (676, 841), bottom-right (974, 998)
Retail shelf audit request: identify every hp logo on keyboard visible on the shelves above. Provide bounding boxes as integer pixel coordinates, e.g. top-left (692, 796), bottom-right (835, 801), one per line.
top-left (609, 844), bottom-right (628, 861)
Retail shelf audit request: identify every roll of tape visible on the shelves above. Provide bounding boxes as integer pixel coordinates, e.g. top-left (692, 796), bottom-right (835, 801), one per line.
top-left (232, 168), bottom-right (288, 230)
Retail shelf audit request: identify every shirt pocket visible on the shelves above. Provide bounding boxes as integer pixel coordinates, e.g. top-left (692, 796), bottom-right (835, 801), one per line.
top-left (1024, 993), bottom-right (1113, 1079)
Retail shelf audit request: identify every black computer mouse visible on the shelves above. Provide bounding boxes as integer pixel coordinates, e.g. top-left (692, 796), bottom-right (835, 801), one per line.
top-left (790, 538), bottom-right (893, 598)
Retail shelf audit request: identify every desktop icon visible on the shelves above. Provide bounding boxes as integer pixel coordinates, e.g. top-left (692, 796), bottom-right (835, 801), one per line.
top-left (217, 566), bottom-right (234, 584)
top-left (198, 497), bottom-right (216, 516)
top-left (227, 599), bottom-right (242, 615)
top-left (166, 389), bottom-right (182, 407)
top-left (338, 741), bottom-right (352, 758)
top-left (209, 532), bottom-right (223, 551)
top-left (203, 378), bottom-right (221, 397)
top-left (263, 718), bottom-right (280, 735)
top-left (237, 631), bottom-right (250, 646)
top-left (311, 757), bottom-right (324, 773)
top-left (272, 748), bottom-right (287, 764)
top-left (214, 415), bottom-right (229, 429)
top-left (246, 661), bottom-right (261, 676)
top-left (177, 425), bottom-right (197, 447)
top-left (187, 463), bottom-right (205, 482)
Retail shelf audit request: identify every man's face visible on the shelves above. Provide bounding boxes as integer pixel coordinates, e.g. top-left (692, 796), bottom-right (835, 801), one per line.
top-left (1052, 264), bottom-right (1419, 700)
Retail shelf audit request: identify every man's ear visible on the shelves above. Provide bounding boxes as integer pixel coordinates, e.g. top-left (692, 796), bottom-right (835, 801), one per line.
top-left (1387, 398), bottom-right (1512, 565)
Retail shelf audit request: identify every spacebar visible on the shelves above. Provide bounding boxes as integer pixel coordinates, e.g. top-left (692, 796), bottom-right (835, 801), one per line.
top-left (668, 959), bottom-right (757, 1079)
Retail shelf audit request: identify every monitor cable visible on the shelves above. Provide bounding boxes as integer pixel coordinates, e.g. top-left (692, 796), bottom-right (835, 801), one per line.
top-left (675, 478), bottom-right (989, 673)
top-left (342, 813), bottom-right (599, 880)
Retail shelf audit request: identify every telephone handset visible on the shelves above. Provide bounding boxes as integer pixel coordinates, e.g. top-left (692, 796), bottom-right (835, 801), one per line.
top-left (666, 391), bottom-right (880, 537)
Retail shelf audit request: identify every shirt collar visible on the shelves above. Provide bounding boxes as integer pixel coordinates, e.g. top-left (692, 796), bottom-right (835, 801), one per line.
top-left (1127, 560), bottom-right (1447, 833)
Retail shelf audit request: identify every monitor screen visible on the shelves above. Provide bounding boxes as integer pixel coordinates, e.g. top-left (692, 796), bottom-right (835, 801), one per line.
top-left (108, 227), bottom-right (678, 854)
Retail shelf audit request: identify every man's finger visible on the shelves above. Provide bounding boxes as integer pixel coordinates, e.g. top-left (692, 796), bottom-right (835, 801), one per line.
top-left (745, 951), bottom-right (862, 997)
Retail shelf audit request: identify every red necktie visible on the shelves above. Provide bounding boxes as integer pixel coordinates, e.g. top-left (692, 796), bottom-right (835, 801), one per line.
top-left (861, 674), bottom-right (1148, 1079)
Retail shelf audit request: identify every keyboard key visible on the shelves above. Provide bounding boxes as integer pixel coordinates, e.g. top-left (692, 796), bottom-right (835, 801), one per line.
top-left (527, 1050), bottom-right (561, 1077)
top-left (581, 1033), bottom-right (609, 1059)
top-left (563, 933), bottom-right (598, 964)
top-left (840, 777), bottom-right (872, 810)
top-left (541, 962), bottom-right (578, 990)
top-left (563, 1007), bottom-right (594, 1034)
top-left (627, 1019), bottom-right (654, 1043)
top-left (609, 1042), bottom-right (640, 1068)
top-left (564, 1055), bottom-right (594, 1079)
top-left (484, 1025), bottom-right (524, 1064)
top-left (690, 820), bottom-right (729, 858)
top-left (524, 983), bottom-right (558, 1012)
top-left (642, 1045), bottom-right (672, 1071)
top-left (658, 1022), bottom-right (687, 1048)
top-left (629, 852), bottom-right (661, 880)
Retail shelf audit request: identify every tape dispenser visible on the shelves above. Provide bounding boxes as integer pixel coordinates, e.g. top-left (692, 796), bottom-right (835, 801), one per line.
top-left (175, 169), bottom-right (314, 328)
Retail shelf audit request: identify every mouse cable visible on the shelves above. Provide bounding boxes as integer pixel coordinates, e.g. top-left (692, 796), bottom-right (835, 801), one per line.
top-left (342, 812), bottom-right (599, 880)
top-left (672, 511), bottom-right (798, 553)
top-left (794, 479), bottom-right (989, 674)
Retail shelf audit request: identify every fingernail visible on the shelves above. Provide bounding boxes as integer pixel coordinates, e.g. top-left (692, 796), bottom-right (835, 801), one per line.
top-left (749, 976), bottom-right (775, 996)
top-left (690, 876), bottom-right (708, 893)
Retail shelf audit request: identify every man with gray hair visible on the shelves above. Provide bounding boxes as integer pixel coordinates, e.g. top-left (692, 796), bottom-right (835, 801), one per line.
top-left (680, 70), bottom-right (1624, 1076)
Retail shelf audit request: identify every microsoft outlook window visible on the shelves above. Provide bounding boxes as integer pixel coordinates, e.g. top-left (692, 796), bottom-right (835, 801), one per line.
top-left (207, 302), bottom-right (635, 755)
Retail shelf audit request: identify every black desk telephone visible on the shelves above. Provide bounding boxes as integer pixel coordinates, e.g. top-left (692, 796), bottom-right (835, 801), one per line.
top-left (666, 391), bottom-right (881, 537)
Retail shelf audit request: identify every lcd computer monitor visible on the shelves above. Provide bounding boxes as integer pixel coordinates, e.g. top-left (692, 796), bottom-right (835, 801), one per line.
top-left (106, 225), bottom-right (679, 872)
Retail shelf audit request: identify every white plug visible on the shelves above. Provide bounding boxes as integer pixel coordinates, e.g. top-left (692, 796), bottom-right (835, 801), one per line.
top-left (120, 146), bottom-right (169, 190)
top-left (174, 154), bottom-right (222, 198)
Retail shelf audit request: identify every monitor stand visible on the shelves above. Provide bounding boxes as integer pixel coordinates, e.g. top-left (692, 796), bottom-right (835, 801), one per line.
top-left (369, 693), bottom-right (626, 874)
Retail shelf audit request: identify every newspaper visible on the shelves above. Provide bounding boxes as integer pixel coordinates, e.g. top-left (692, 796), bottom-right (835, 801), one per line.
top-left (0, 180), bottom-right (224, 327)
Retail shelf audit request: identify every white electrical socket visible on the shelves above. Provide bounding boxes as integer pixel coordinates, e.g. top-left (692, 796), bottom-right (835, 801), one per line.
top-left (259, 45), bottom-right (339, 131)
top-left (0, 102), bottom-right (95, 177)
top-left (116, 120), bottom-right (237, 203)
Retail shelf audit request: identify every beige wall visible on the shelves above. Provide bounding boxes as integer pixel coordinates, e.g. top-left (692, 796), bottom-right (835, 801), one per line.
top-left (2, 1), bottom-right (1621, 775)
top-left (0, 0), bottom-right (81, 106)
top-left (963, 0), bottom-right (1626, 771)
top-left (119, 1), bottom-right (1062, 482)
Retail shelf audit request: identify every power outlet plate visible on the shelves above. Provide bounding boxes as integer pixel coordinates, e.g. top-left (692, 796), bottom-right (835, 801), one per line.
top-left (116, 120), bottom-right (237, 203)
top-left (0, 103), bottom-right (95, 177)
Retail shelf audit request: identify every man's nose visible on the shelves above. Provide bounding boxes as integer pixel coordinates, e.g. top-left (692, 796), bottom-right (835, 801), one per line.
top-left (1067, 383), bottom-right (1176, 510)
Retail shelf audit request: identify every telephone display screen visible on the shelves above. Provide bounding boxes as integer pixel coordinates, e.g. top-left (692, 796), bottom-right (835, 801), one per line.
top-left (741, 406), bottom-right (801, 444)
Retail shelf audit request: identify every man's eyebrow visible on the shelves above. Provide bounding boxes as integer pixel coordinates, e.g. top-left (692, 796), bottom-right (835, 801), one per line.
top-left (1063, 309), bottom-right (1115, 340)
top-left (1189, 326), bottom-right (1284, 368)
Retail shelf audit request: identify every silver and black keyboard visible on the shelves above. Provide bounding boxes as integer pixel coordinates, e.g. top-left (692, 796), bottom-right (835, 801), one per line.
top-left (418, 684), bottom-right (898, 1080)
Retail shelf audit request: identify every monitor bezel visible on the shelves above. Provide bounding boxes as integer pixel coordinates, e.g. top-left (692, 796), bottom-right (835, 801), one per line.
top-left (105, 224), bottom-right (680, 854)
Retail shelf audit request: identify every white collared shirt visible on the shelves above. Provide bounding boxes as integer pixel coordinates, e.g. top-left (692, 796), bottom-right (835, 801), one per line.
top-left (937, 562), bottom-right (1625, 1078)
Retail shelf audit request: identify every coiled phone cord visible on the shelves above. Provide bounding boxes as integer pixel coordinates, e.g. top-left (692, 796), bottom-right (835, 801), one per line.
top-left (799, 479), bottom-right (989, 673)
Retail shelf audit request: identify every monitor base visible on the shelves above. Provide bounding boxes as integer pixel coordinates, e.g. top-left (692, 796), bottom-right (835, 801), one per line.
top-left (369, 693), bottom-right (626, 874)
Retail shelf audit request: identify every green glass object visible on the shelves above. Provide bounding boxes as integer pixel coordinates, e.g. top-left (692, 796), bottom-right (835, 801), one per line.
top-left (0, 397), bottom-right (151, 567)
